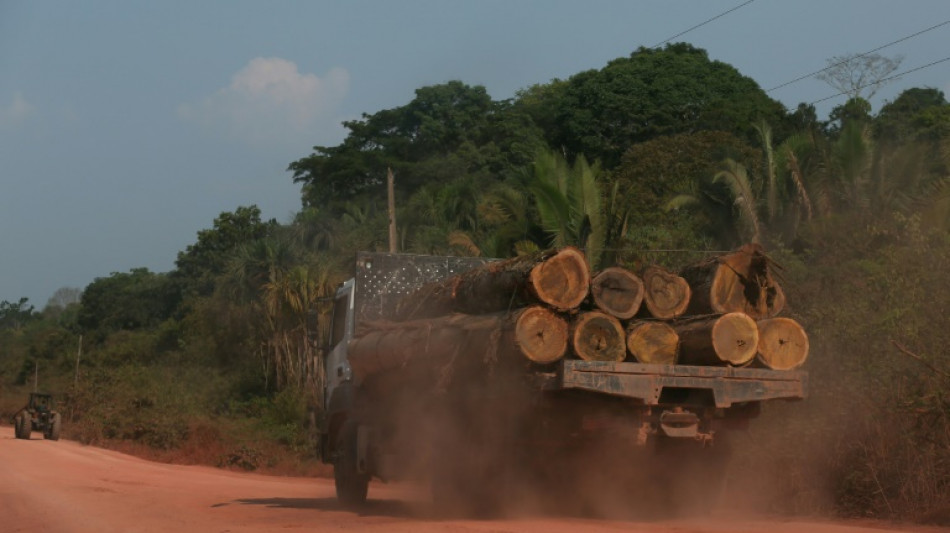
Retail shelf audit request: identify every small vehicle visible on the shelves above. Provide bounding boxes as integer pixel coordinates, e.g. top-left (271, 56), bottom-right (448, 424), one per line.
top-left (13, 392), bottom-right (62, 441)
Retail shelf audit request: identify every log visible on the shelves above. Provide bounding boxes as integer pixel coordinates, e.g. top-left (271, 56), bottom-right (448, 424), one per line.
top-left (639, 265), bottom-right (691, 319)
top-left (590, 267), bottom-right (644, 319)
top-left (680, 243), bottom-right (785, 319)
top-left (571, 311), bottom-right (627, 362)
top-left (756, 317), bottom-right (809, 370)
top-left (394, 247), bottom-right (589, 320)
top-left (626, 321), bottom-right (679, 365)
top-left (673, 312), bottom-right (759, 366)
top-left (348, 306), bottom-right (569, 381)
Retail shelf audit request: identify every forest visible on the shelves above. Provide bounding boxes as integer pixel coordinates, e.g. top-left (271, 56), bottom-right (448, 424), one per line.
top-left (2, 43), bottom-right (949, 521)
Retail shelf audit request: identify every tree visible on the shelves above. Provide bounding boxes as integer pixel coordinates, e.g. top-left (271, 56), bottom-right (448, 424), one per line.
top-left (174, 206), bottom-right (277, 298)
top-left (0, 298), bottom-right (37, 331)
top-left (288, 81), bottom-right (545, 209)
top-left (875, 87), bottom-right (950, 142)
top-left (528, 149), bottom-right (606, 268)
top-left (519, 43), bottom-right (786, 168)
top-left (815, 53), bottom-right (903, 101)
top-left (77, 269), bottom-right (178, 337)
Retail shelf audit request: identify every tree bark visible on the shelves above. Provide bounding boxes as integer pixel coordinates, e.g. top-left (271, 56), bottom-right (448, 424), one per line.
top-left (626, 321), bottom-right (679, 365)
top-left (590, 267), bottom-right (644, 319)
top-left (639, 265), bottom-right (691, 319)
top-left (756, 317), bottom-right (809, 370)
top-left (673, 312), bottom-right (759, 366)
top-left (394, 247), bottom-right (589, 320)
top-left (680, 243), bottom-right (785, 319)
top-left (348, 306), bottom-right (569, 381)
top-left (571, 311), bottom-right (627, 362)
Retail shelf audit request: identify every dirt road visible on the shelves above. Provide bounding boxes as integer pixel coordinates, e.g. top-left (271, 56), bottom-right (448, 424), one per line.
top-left (0, 426), bottom-right (942, 533)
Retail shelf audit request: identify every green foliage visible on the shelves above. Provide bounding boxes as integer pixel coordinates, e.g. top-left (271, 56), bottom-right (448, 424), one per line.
top-left (523, 43), bottom-right (786, 167)
top-left (0, 298), bottom-right (37, 330)
top-left (77, 268), bottom-right (179, 340)
top-left (174, 206), bottom-right (277, 298)
top-left (288, 81), bottom-right (545, 210)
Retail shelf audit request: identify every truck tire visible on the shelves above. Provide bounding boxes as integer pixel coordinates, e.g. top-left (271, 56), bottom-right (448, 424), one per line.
top-left (333, 420), bottom-right (369, 507)
top-left (47, 413), bottom-right (62, 441)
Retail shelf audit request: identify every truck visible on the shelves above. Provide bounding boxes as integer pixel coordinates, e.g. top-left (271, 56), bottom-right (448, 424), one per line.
top-left (319, 251), bottom-right (807, 514)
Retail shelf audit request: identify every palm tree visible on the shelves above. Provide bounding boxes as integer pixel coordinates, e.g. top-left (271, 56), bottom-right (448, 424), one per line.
top-left (713, 159), bottom-right (762, 243)
top-left (528, 149), bottom-right (606, 268)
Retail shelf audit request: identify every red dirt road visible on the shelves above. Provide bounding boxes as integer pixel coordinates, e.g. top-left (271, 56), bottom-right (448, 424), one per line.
top-left (0, 426), bottom-right (943, 533)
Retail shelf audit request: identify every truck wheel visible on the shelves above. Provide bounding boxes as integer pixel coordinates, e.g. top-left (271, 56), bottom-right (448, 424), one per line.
top-left (47, 413), bottom-right (62, 441)
top-left (334, 420), bottom-right (369, 507)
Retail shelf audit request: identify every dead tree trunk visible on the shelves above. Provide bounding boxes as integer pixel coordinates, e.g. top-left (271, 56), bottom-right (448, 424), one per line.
top-left (395, 247), bottom-right (589, 320)
top-left (591, 267), bottom-right (644, 319)
top-left (348, 306), bottom-right (569, 381)
top-left (680, 243), bottom-right (785, 319)
top-left (756, 317), bottom-right (809, 370)
top-left (626, 321), bottom-right (679, 365)
top-left (571, 311), bottom-right (627, 362)
top-left (673, 312), bottom-right (759, 366)
top-left (639, 265), bottom-right (691, 319)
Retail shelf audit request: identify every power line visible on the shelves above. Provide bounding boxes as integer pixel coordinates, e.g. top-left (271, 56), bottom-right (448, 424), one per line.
top-left (652, 0), bottom-right (756, 49)
top-left (767, 19), bottom-right (950, 93)
top-left (809, 55), bottom-right (950, 105)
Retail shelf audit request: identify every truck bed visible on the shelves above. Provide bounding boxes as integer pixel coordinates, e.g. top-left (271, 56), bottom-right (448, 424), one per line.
top-left (552, 359), bottom-right (807, 407)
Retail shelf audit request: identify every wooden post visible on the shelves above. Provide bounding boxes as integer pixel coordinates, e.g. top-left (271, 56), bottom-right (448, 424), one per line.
top-left (75, 334), bottom-right (83, 386)
top-left (387, 167), bottom-right (397, 253)
top-left (34, 360), bottom-right (38, 392)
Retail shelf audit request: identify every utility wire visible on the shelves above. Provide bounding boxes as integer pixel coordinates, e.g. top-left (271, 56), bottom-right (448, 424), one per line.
top-left (809, 55), bottom-right (950, 105)
top-left (767, 19), bottom-right (950, 93)
top-left (652, 0), bottom-right (756, 49)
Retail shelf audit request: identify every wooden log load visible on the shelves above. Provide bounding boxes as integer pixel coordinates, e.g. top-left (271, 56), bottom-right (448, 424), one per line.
top-left (626, 321), bottom-right (679, 365)
top-left (756, 317), bottom-right (809, 370)
top-left (680, 243), bottom-right (785, 320)
top-left (673, 312), bottom-right (759, 366)
top-left (347, 306), bottom-right (569, 381)
top-left (571, 311), bottom-right (627, 362)
top-left (394, 247), bottom-right (589, 320)
top-left (639, 265), bottom-right (691, 319)
top-left (590, 267), bottom-right (644, 319)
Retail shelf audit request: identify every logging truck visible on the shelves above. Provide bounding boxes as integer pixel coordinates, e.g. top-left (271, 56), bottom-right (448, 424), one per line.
top-left (320, 249), bottom-right (807, 513)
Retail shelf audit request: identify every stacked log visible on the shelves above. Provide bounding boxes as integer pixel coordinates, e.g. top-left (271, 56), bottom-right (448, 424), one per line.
top-left (394, 246), bottom-right (589, 320)
top-left (590, 267), bottom-right (644, 319)
top-left (348, 243), bottom-right (807, 389)
top-left (639, 265), bottom-right (690, 319)
top-left (680, 243), bottom-right (785, 319)
top-left (626, 321), bottom-right (679, 365)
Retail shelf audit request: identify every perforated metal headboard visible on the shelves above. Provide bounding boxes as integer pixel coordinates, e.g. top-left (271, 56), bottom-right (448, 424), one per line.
top-left (353, 252), bottom-right (492, 323)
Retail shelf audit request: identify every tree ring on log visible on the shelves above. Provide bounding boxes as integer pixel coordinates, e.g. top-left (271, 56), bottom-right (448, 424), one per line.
top-left (591, 267), bottom-right (644, 319)
top-left (756, 317), bottom-right (809, 370)
top-left (711, 312), bottom-right (759, 366)
top-left (514, 306), bottom-right (569, 364)
top-left (529, 247), bottom-right (590, 311)
top-left (571, 311), bottom-right (626, 362)
top-left (626, 321), bottom-right (679, 365)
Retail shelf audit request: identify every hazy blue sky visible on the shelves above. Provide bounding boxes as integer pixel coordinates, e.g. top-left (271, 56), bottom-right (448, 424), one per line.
top-left (2, 0), bottom-right (949, 307)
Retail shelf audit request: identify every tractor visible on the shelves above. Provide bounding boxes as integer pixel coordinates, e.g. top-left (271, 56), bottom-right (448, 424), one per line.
top-left (13, 392), bottom-right (62, 441)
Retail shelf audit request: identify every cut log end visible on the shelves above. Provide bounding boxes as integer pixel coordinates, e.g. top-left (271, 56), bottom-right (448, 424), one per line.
top-left (756, 317), bottom-right (809, 370)
top-left (641, 265), bottom-right (691, 319)
top-left (626, 321), bottom-right (679, 365)
top-left (591, 267), bottom-right (644, 319)
top-left (529, 246), bottom-right (590, 311)
top-left (710, 312), bottom-right (760, 366)
top-left (514, 306), bottom-right (569, 364)
top-left (571, 311), bottom-right (626, 362)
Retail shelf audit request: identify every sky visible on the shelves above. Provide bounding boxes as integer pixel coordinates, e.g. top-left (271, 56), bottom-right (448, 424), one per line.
top-left (2, 0), bottom-right (949, 308)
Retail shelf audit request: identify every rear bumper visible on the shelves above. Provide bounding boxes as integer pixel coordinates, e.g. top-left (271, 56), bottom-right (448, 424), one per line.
top-left (553, 360), bottom-right (807, 408)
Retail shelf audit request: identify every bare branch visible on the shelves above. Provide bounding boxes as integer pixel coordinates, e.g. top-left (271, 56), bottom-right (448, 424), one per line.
top-left (815, 53), bottom-right (904, 101)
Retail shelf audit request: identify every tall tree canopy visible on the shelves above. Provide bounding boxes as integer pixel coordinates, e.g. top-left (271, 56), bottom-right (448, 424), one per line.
top-left (288, 81), bottom-right (545, 210)
top-left (518, 43), bottom-right (787, 168)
